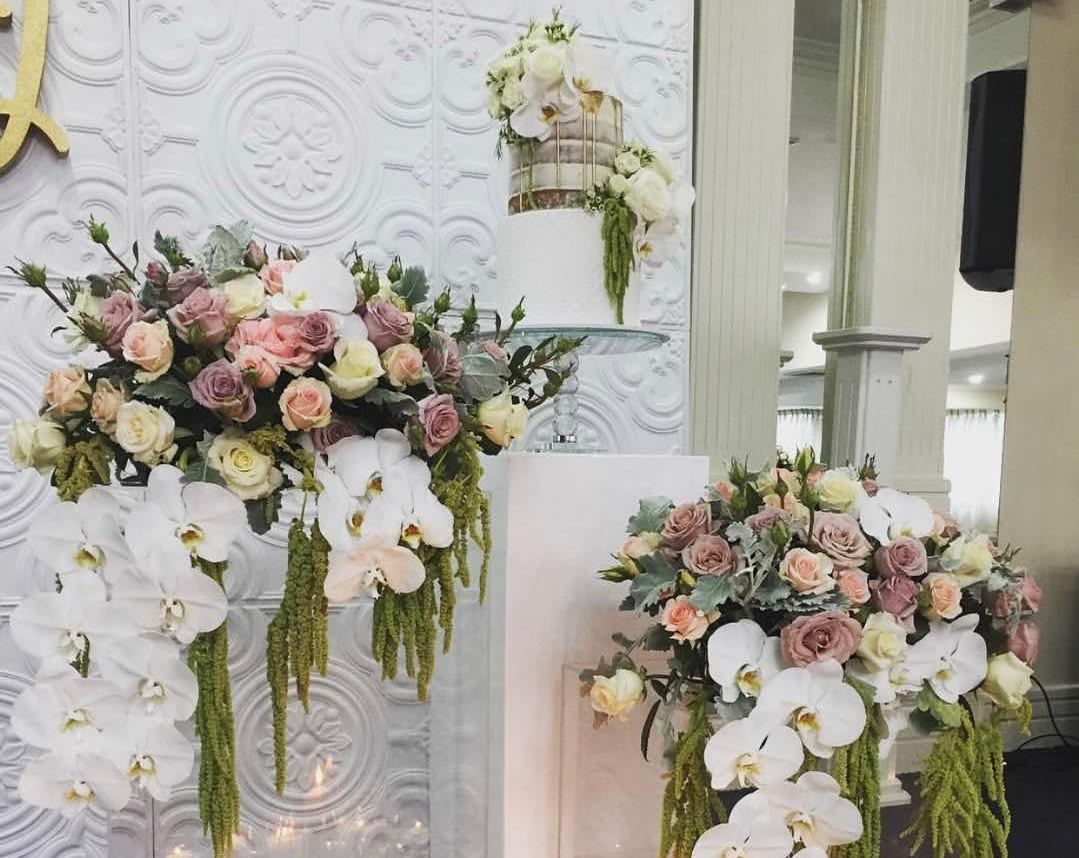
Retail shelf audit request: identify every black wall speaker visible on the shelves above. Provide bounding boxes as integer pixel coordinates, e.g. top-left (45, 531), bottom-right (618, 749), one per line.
top-left (959, 68), bottom-right (1027, 292)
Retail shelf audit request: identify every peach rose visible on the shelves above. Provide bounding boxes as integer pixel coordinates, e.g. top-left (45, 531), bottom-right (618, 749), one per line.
top-left (227, 317), bottom-right (310, 374)
top-left (279, 377), bottom-right (333, 432)
top-left (122, 319), bottom-right (174, 382)
top-left (381, 343), bottom-right (425, 389)
top-left (43, 366), bottom-right (91, 417)
top-left (232, 344), bottom-right (281, 389)
top-left (90, 378), bottom-right (127, 434)
top-left (660, 595), bottom-right (715, 643)
top-left (922, 572), bottom-right (963, 621)
top-left (837, 568), bottom-right (871, 605)
top-left (779, 548), bottom-right (835, 595)
top-left (714, 480), bottom-right (734, 501)
top-left (259, 259), bottom-right (297, 295)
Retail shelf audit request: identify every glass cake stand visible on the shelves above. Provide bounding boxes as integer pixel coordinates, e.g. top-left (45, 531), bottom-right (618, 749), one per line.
top-left (493, 325), bottom-right (669, 453)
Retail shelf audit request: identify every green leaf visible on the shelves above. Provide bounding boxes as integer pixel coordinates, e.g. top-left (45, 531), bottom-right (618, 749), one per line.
top-left (136, 374), bottom-right (194, 408)
top-left (627, 496), bottom-right (673, 535)
top-left (245, 492), bottom-right (282, 536)
top-left (458, 352), bottom-right (507, 402)
top-left (688, 575), bottom-right (735, 612)
top-left (182, 458), bottom-right (225, 487)
top-left (642, 625), bottom-right (673, 651)
top-left (915, 684), bottom-right (964, 729)
top-left (153, 230), bottom-right (193, 271)
top-left (363, 387), bottom-right (420, 417)
top-left (391, 266), bottom-right (429, 309)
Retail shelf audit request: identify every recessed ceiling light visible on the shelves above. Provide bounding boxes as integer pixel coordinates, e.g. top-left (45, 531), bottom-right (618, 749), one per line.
top-left (806, 271), bottom-right (823, 286)
top-left (968, 373), bottom-right (985, 385)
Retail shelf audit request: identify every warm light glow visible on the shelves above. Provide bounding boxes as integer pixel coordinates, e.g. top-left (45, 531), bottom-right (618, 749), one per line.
top-left (967, 373), bottom-right (985, 385)
top-left (806, 270), bottom-right (823, 286)
top-left (168, 847), bottom-right (192, 858)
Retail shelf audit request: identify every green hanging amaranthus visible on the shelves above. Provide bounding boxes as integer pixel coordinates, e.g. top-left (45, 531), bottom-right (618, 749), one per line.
top-left (600, 199), bottom-right (635, 325)
top-left (189, 560), bottom-right (240, 858)
top-left (830, 686), bottom-right (882, 858)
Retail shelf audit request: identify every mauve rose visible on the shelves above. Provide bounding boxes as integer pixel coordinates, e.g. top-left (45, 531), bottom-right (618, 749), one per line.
top-left (874, 536), bottom-right (929, 579)
top-left (661, 503), bottom-right (710, 550)
top-left (989, 573), bottom-right (1043, 618)
top-left (812, 512), bottom-right (872, 569)
top-left (100, 291), bottom-right (148, 355)
top-left (310, 416), bottom-right (358, 452)
top-left (166, 268), bottom-right (210, 305)
top-left (363, 299), bottom-right (414, 351)
top-left (297, 311), bottom-right (337, 355)
top-left (144, 260), bottom-right (169, 288)
top-left (1008, 621), bottom-right (1040, 665)
top-left (871, 574), bottom-right (920, 624)
top-left (682, 534), bottom-right (736, 576)
top-left (424, 330), bottom-right (463, 382)
top-left (780, 611), bottom-right (863, 666)
top-left (190, 359), bottom-right (255, 421)
top-left (167, 287), bottom-right (231, 347)
top-left (482, 341), bottom-right (508, 361)
top-left (745, 506), bottom-right (788, 533)
top-left (417, 393), bottom-right (461, 455)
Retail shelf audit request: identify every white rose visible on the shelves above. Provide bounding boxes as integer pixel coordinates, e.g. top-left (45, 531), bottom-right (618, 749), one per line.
top-left (614, 150), bottom-right (642, 176)
top-left (816, 468), bottom-right (861, 513)
top-left (524, 42), bottom-right (566, 87)
top-left (623, 168), bottom-right (672, 223)
top-left (857, 612), bottom-right (909, 672)
top-left (590, 669), bottom-right (644, 722)
top-left (487, 89), bottom-right (503, 119)
top-left (221, 273), bottom-right (266, 321)
top-left (8, 418), bottom-right (66, 473)
top-left (501, 76), bottom-right (526, 111)
top-left (114, 401), bottom-right (176, 466)
top-left (981, 652), bottom-right (1033, 710)
top-left (207, 434), bottom-right (283, 501)
top-left (940, 533), bottom-right (994, 587)
top-left (477, 388), bottom-right (528, 448)
top-left (607, 174), bottom-right (629, 197)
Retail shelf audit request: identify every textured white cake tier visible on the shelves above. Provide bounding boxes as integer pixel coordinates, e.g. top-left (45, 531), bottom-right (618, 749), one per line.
top-left (496, 209), bottom-right (640, 328)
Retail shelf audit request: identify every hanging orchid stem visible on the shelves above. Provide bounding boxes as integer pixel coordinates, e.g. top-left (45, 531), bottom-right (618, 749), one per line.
top-left (189, 559), bottom-right (239, 858)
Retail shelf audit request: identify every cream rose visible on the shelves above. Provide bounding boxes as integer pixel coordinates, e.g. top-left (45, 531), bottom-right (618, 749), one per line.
top-left (221, 273), bottom-right (267, 321)
top-left (922, 572), bottom-right (963, 621)
top-left (816, 469), bottom-right (862, 513)
top-left (608, 173), bottom-right (630, 196)
top-left (856, 612), bottom-right (909, 672)
top-left (122, 319), bottom-right (174, 382)
top-left (207, 434), bottom-right (283, 501)
top-left (501, 76), bottom-right (525, 110)
top-left (477, 389), bottom-right (528, 448)
top-left (321, 339), bottom-right (384, 400)
top-left (981, 652), bottom-right (1033, 710)
top-left (380, 343), bottom-right (426, 389)
top-left (618, 532), bottom-right (661, 571)
top-left (589, 668), bottom-right (645, 723)
top-left (7, 418), bottom-right (66, 473)
top-left (114, 401), bottom-right (176, 466)
top-left (43, 366), bottom-right (92, 418)
top-left (624, 168), bottom-right (672, 223)
top-left (614, 150), bottom-right (642, 176)
top-left (279, 377), bottom-right (332, 432)
top-left (90, 378), bottom-right (127, 434)
top-left (941, 533), bottom-right (994, 586)
top-left (779, 547), bottom-right (836, 595)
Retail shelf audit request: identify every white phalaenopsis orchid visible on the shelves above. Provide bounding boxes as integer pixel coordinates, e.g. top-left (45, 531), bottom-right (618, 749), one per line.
top-left (707, 620), bottom-right (783, 703)
top-left (511, 82), bottom-right (582, 141)
top-left (19, 752), bottom-right (130, 817)
top-left (902, 614), bottom-right (988, 703)
top-left (702, 716), bottom-right (803, 790)
top-left (325, 429), bottom-right (411, 501)
top-left (267, 251), bottom-right (359, 316)
top-left (756, 771), bottom-right (863, 850)
top-left (691, 791), bottom-right (795, 858)
top-left (364, 457), bottom-right (454, 550)
top-left (10, 574), bottom-right (117, 665)
top-left (562, 39), bottom-right (611, 103)
top-left (96, 634), bottom-right (197, 722)
top-left (754, 659), bottom-right (867, 758)
top-left (315, 465), bottom-right (368, 556)
top-left (126, 466), bottom-right (247, 564)
top-left (857, 488), bottom-right (935, 546)
top-left (112, 545), bottom-right (228, 645)
top-left (635, 218), bottom-right (681, 267)
top-left (12, 669), bottom-right (127, 752)
top-left (28, 487), bottom-right (133, 584)
top-left (105, 716), bottom-right (194, 801)
top-left (323, 536), bottom-right (426, 602)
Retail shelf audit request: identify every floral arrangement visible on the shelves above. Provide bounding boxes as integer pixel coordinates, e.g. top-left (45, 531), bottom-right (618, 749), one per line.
top-left (585, 142), bottom-right (695, 323)
top-left (6, 219), bottom-right (578, 857)
top-left (581, 448), bottom-right (1040, 858)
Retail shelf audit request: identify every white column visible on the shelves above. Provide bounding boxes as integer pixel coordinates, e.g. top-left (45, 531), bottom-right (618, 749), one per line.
top-left (820, 0), bottom-right (968, 507)
top-left (689, 0), bottom-right (795, 473)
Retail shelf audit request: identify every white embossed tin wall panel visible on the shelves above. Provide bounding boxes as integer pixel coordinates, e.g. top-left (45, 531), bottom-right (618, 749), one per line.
top-left (0, 1), bottom-right (694, 855)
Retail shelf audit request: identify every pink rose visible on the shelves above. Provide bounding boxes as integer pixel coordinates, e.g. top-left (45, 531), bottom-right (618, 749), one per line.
top-left (714, 480), bottom-right (734, 501)
top-left (874, 536), bottom-right (929, 579)
top-left (43, 366), bottom-right (91, 418)
top-left (90, 378), bottom-right (126, 434)
top-left (144, 261), bottom-right (169, 288)
top-left (780, 548), bottom-right (835, 595)
top-left (837, 568), bottom-right (871, 605)
top-left (244, 240), bottom-right (268, 270)
top-left (811, 512), bottom-right (872, 569)
top-left (745, 506), bottom-right (788, 534)
top-left (190, 359), bottom-right (255, 421)
top-left (310, 416), bottom-right (358, 452)
top-left (296, 311), bottom-right (337, 355)
top-left (227, 318), bottom-right (310, 373)
top-left (417, 393), bottom-right (460, 455)
top-left (381, 343), bottom-right (425, 389)
top-left (259, 259), bottom-right (296, 295)
top-left (931, 512), bottom-right (961, 541)
top-left (1008, 621), bottom-right (1040, 665)
top-left (166, 268), bottom-right (210, 305)
top-left (122, 320), bottom-right (174, 380)
top-left (922, 572), bottom-right (963, 621)
top-left (780, 611), bottom-right (862, 666)
top-left (424, 330), bottom-right (463, 382)
top-left (100, 291), bottom-right (148, 356)
top-left (682, 534), bottom-right (736, 577)
top-left (232, 344), bottom-right (281, 388)
top-left (661, 503), bottom-right (711, 550)
top-left (871, 574), bottom-right (920, 625)
top-left (167, 287), bottom-right (231, 347)
top-left (482, 340), bottom-right (508, 361)
top-left (363, 299), bottom-right (414, 351)
top-left (989, 573), bottom-right (1042, 618)
top-left (279, 377), bottom-right (333, 432)
top-left (660, 595), bottom-right (714, 643)
top-left (806, 465), bottom-right (825, 487)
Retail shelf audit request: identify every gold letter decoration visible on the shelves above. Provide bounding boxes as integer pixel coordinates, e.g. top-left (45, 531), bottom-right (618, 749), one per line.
top-left (0, 0), bottom-right (70, 172)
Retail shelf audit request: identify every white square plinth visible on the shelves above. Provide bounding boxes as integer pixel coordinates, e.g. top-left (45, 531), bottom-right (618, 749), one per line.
top-left (490, 452), bottom-right (709, 858)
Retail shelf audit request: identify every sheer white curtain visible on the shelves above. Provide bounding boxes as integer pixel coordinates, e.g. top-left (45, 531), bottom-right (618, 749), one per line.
top-left (943, 409), bottom-right (1005, 534)
top-left (776, 409), bottom-right (823, 457)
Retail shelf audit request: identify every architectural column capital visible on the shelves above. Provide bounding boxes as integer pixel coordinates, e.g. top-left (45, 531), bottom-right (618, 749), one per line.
top-left (813, 327), bottom-right (931, 353)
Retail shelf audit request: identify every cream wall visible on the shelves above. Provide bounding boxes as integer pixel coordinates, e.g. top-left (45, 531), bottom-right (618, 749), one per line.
top-left (781, 291), bottom-right (828, 370)
top-left (950, 275), bottom-right (1013, 352)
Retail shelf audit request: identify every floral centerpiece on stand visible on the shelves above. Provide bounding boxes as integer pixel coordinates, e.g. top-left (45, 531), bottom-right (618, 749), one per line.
top-left (6, 219), bottom-right (579, 857)
top-left (581, 448), bottom-right (1040, 858)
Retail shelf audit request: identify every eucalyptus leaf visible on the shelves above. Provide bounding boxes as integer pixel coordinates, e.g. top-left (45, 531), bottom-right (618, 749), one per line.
top-left (364, 388), bottom-right (420, 417)
top-left (627, 496), bottom-right (673, 535)
top-left (135, 374), bottom-right (194, 408)
top-left (630, 554), bottom-right (678, 610)
top-left (391, 266), bottom-right (429, 309)
top-left (688, 575), bottom-right (734, 612)
top-left (182, 459), bottom-right (225, 487)
top-left (201, 222), bottom-right (251, 280)
top-left (458, 352), bottom-right (506, 402)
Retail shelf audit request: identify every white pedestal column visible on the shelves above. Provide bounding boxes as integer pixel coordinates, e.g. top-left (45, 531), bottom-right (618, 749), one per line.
top-left (689, 1), bottom-right (795, 474)
top-left (493, 453), bottom-right (709, 858)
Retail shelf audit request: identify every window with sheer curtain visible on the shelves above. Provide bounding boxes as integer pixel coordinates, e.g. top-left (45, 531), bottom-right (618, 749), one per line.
top-left (776, 408), bottom-right (1004, 534)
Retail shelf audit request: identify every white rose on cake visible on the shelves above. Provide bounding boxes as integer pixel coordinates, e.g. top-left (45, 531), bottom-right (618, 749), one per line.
top-left (614, 150), bottom-right (642, 176)
top-left (624, 168), bottom-right (672, 223)
top-left (523, 42), bottom-right (567, 89)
